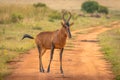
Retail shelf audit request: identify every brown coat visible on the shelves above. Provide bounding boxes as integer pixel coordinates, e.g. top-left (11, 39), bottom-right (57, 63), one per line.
top-left (35, 26), bottom-right (67, 49)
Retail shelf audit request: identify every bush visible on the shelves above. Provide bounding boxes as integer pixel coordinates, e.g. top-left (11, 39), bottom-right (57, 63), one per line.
top-left (32, 26), bottom-right (42, 30)
top-left (49, 11), bottom-right (61, 20)
top-left (81, 1), bottom-right (99, 13)
top-left (116, 75), bottom-right (120, 80)
top-left (98, 5), bottom-right (109, 14)
top-left (11, 13), bottom-right (24, 23)
top-left (33, 3), bottom-right (46, 8)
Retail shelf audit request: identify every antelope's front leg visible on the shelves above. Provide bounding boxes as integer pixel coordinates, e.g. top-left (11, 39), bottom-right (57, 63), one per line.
top-left (60, 48), bottom-right (64, 74)
top-left (47, 43), bottom-right (55, 73)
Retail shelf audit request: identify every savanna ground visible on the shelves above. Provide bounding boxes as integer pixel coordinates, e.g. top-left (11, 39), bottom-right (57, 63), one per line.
top-left (0, 0), bottom-right (120, 80)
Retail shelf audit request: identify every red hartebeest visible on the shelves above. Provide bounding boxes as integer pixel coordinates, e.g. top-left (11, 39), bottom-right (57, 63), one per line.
top-left (22, 12), bottom-right (73, 74)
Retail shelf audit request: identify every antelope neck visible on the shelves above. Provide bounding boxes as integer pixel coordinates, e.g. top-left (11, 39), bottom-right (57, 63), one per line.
top-left (58, 27), bottom-right (67, 38)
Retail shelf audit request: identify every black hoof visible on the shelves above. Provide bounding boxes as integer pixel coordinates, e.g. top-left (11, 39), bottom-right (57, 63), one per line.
top-left (41, 70), bottom-right (45, 73)
top-left (47, 71), bottom-right (50, 73)
top-left (47, 69), bottom-right (50, 73)
top-left (60, 70), bottom-right (64, 74)
top-left (40, 69), bottom-right (44, 73)
top-left (61, 72), bottom-right (63, 74)
top-left (41, 68), bottom-right (45, 72)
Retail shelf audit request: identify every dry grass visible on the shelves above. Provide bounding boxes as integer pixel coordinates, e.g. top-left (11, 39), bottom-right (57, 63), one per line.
top-left (0, 0), bottom-right (120, 79)
top-left (0, 0), bottom-right (120, 11)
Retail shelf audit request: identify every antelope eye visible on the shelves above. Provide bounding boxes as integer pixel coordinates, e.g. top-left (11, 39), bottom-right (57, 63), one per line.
top-left (65, 26), bottom-right (69, 29)
top-left (66, 22), bottom-right (70, 27)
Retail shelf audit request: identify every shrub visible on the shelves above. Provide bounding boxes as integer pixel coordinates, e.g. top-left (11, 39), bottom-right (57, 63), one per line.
top-left (33, 3), bottom-right (46, 8)
top-left (48, 19), bottom-right (54, 22)
top-left (49, 11), bottom-right (61, 20)
top-left (11, 13), bottom-right (24, 23)
top-left (81, 1), bottom-right (99, 13)
top-left (98, 5), bottom-right (109, 14)
top-left (116, 75), bottom-right (120, 80)
top-left (32, 26), bottom-right (42, 30)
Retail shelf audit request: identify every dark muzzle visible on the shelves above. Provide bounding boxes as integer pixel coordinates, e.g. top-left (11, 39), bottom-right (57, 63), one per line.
top-left (67, 28), bottom-right (72, 38)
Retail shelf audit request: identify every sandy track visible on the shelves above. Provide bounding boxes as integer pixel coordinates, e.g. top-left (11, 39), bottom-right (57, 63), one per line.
top-left (5, 26), bottom-right (115, 80)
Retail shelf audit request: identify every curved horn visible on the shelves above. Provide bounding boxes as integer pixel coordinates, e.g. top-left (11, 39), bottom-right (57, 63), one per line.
top-left (67, 12), bottom-right (72, 22)
top-left (62, 12), bottom-right (66, 22)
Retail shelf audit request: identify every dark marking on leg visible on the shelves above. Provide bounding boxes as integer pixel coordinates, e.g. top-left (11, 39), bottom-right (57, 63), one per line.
top-left (37, 45), bottom-right (44, 72)
top-left (60, 48), bottom-right (64, 74)
top-left (47, 43), bottom-right (55, 73)
top-left (41, 49), bottom-right (46, 72)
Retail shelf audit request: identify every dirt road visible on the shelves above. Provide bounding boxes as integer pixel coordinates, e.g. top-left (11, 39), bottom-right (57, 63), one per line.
top-left (5, 26), bottom-right (115, 80)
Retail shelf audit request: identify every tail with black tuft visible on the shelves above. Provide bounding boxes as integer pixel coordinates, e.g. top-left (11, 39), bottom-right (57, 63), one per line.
top-left (22, 34), bottom-right (34, 40)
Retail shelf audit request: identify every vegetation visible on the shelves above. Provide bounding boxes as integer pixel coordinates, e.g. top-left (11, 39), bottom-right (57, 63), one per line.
top-left (33, 3), bottom-right (47, 8)
top-left (99, 28), bottom-right (120, 80)
top-left (0, 1), bottom-right (120, 80)
top-left (81, 0), bottom-right (109, 14)
top-left (98, 5), bottom-right (109, 15)
top-left (11, 13), bottom-right (24, 23)
top-left (81, 1), bottom-right (99, 13)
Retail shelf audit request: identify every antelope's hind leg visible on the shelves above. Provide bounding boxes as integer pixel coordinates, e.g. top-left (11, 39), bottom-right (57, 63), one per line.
top-left (41, 49), bottom-right (46, 72)
top-left (37, 45), bottom-right (45, 73)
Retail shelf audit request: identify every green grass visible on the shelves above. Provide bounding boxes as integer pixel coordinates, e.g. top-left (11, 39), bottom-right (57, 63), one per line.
top-left (98, 28), bottom-right (120, 80)
top-left (0, 2), bottom-right (120, 79)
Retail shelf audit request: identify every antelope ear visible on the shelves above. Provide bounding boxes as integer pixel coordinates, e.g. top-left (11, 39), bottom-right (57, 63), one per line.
top-left (70, 22), bottom-right (74, 26)
top-left (61, 22), bottom-right (64, 27)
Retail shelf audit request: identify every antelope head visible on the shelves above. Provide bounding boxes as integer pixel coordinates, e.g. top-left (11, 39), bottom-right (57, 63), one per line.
top-left (61, 12), bottom-right (74, 38)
